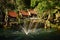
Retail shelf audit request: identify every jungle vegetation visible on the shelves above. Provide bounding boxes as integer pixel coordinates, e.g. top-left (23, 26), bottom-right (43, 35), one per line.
top-left (0, 0), bottom-right (60, 30)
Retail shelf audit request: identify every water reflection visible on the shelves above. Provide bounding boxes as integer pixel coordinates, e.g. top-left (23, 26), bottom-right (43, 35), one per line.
top-left (0, 28), bottom-right (59, 40)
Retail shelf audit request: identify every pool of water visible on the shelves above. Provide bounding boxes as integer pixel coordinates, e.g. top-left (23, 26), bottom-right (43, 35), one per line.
top-left (0, 28), bottom-right (60, 40)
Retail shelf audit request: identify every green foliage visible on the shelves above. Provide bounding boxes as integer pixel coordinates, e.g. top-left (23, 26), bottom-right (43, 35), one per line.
top-left (15, 0), bottom-right (25, 10)
top-left (30, 0), bottom-right (60, 17)
top-left (34, 1), bottom-right (48, 17)
top-left (31, 0), bottom-right (37, 7)
top-left (0, 0), bottom-right (60, 30)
